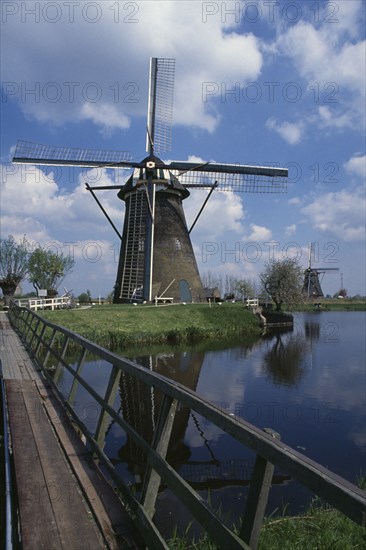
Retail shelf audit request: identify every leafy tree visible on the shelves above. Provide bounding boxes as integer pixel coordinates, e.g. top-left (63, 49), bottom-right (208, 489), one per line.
top-left (28, 247), bottom-right (74, 297)
top-left (260, 258), bottom-right (304, 311)
top-left (78, 290), bottom-right (92, 303)
top-left (0, 235), bottom-right (29, 306)
top-left (235, 279), bottom-right (256, 301)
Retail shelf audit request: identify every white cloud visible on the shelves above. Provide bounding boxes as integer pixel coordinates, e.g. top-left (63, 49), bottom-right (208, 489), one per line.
top-left (277, 21), bottom-right (365, 93)
top-left (180, 155), bottom-right (247, 239)
top-left (317, 106), bottom-right (353, 130)
top-left (0, 162), bottom-right (127, 294)
top-left (1, 165), bottom-right (124, 250)
top-left (1, 1), bottom-right (263, 133)
top-left (301, 187), bottom-right (366, 242)
top-left (0, 215), bottom-right (49, 244)
top-left (266, 117), bottom-right (304, 145)
top-left (186, 189), bottom-right (245, 240)
top-left (285, 224), bottom-right (297, 237)
top-left (1, 163), bottom-right (124, 239)
top-left (244, 224), bottom-right (272, 241)
top-left (331, 0), bottom-right (366, 39)
top-left (275, 4), bottom-right (366, 131)
top-left (80, 103), bottom-right (130, 136)
top-left (288, 197), bottom-right (301, 205)
top-left (344, 155), bottom-right (366, 179)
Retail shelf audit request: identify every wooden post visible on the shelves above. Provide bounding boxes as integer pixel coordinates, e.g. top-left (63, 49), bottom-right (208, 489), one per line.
top-left (240, 429), bottom-right (281, 549)
top-left (53, 335), bottom-right (70, 384)
top-left (28, 317), bottom-right (41, 350)
top-left (34, 322), bottom-right (47, 357)
top-left (23, 309), bottom-right (33, 342)
top-left (140, 394), bottom-right (178, 518)
top-left (94, 365), bottom-right (121, 452)
top-left (68, 348), bottom-right (88, 405)
top-left (42, 328), bottom-right (57, 369)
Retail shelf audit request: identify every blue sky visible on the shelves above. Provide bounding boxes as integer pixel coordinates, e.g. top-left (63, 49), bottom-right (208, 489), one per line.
top-left (1, 0), bottom-right (365, 297)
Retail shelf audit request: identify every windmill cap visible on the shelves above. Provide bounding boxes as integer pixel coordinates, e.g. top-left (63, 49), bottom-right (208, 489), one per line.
top-left (118, 155), bottom-right (190, 200)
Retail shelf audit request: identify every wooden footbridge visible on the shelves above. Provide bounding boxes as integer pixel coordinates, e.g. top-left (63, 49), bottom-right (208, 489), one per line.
top-left (0, 311), bottom-right (143, 549)
top-left (1, 304), bottom-right (365, 549)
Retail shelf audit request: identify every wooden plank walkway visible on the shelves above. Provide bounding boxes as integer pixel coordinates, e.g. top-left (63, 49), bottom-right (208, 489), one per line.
top-left (0, 312), bottom-right (144, 549)
top-left (6, 379), bottom-right (105, 549)
top-left (0, 312), bottom-right (38, 380)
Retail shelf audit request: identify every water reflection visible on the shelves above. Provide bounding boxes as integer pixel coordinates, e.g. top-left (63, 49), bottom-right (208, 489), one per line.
top-left (261, 319), bottom-right (324, 386)
top-left (117, 351), bottom-right (204, 482)
top-left (262, 329), bottom-right (306, 386)
top-left (49, 312), bottom-right (365, 527)
top-left (304, 320), bottom-right (320, 342)
top-left (115, 345), bottom-right (291, 494)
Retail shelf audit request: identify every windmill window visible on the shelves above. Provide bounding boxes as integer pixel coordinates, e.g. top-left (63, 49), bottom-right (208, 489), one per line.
top-left (175, 238), bottom-right (182, 251)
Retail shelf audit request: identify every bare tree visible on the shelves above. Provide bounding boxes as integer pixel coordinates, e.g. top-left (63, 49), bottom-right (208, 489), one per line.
top-left (201, 271), bottom-right (224, 296)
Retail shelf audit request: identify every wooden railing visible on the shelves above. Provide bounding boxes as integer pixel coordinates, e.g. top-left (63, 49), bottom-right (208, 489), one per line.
top-left (245, 299), bottom-right (259, 308)
top-left (8, 302), bottom-right (366, 549)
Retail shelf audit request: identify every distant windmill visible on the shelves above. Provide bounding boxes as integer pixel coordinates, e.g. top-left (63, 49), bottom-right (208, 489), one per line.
top-left (13, 58), bottom-right (288, 303)
top-left (303, 243), bottom-right (339, 299)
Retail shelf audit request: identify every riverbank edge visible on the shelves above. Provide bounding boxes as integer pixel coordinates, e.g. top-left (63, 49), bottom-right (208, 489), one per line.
top-left (27, 303), bottom-right (263, 350)
top-left (10, 300), bottom-right (365, 350)
top-left (289, 300), bottom-right (366, 312)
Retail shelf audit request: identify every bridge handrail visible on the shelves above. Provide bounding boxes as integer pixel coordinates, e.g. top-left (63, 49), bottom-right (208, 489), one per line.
top-left (7, 302), bottom-right (366, 549)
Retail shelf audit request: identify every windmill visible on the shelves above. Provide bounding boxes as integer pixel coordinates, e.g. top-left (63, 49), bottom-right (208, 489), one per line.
top-left (13, 58), bottom-right (288, 304)
top-left (303, 243), bottom-right (339, 299)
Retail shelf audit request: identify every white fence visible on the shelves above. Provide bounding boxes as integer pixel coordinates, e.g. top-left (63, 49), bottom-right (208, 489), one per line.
top-left (246, 298), bottom-right (259, 307)
top-left (15, 296), bottom-right (71, 311)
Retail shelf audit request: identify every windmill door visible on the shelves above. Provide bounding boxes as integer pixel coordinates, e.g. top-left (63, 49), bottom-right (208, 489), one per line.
top-left (179, 280), bottom-right (192, 302)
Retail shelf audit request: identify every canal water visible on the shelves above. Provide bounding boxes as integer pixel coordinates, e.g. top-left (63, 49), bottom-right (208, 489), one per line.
top-left (53, 311), bottom-right (366, 536)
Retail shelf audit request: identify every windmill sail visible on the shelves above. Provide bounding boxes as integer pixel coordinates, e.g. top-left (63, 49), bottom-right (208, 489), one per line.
top-left (170, 162), bottom-right (287, 193)
top-left (13, 140), bottom-right (132, 168)
top-left (146, 57), bottom-right (175, 154)
top-left (12, 57), bottom-right (289, 304)
top-left (14, 141), bottom-right (287, 193)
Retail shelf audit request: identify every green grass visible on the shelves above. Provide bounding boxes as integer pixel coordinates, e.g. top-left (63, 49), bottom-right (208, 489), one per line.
top-left (258, 499), bottom-right (366, 549)
top-left (166, 498), bottom-right (366, 549)
top-left (39, 303), bottom-right (262, 349)
top-left (288, 299), bottom-right (366, 312)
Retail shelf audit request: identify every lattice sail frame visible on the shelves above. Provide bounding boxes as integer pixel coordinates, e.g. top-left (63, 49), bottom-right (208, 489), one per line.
top-left (146, 58), bottom-right (175, 154)
top-left (172, 167), bottom-right (287, 193)
top-left (13, 140), bottom-right (132, 167)
top-left (13, 140), bottom-right (288, 194)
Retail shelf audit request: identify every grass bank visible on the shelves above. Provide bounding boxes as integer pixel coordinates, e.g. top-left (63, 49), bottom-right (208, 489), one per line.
top-left (289, 299), bottom-right (366, 312)
top-left (39, 303), bottom-right (261, 349)
top-left (168, 497), bottom-right (366, 549)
